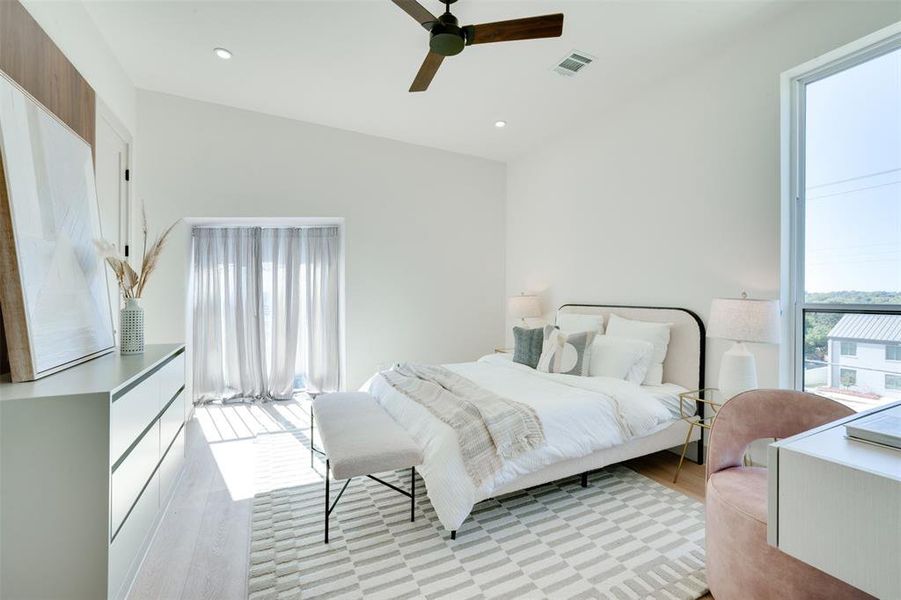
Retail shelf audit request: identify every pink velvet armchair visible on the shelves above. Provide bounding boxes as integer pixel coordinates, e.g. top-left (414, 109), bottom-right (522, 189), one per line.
top-left (705, 389), bottom-right (874, 600)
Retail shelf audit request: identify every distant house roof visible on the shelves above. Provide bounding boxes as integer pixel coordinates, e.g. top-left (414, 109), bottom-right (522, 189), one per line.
top-left (828, 313), bottom-right (901, 343)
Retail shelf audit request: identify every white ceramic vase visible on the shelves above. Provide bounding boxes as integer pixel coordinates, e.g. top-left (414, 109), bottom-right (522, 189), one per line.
top-left (120, 298), bottom-right (145, 354)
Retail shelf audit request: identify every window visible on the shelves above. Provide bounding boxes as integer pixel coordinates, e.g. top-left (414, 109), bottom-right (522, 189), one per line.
top-left (190, 225), bottom-right (343, 402)
top-left (840, 368), bottom-right (857, 387)
top-left (789, 38), bottom-right (901, 410)
top-left (886, 345), bottom-right (901, 361)
top-left (886, 374), bottom-right (901, 391)
top-left (840, 342), bottom-right (857, 357)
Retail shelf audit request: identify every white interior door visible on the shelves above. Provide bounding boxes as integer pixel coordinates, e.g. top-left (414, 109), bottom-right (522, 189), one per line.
top-left (95, 111), bottom-right (131, 342)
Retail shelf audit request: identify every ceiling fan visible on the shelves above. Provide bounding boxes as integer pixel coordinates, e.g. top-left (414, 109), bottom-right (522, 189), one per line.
top-left (391, 0), bottom-right (564, 92)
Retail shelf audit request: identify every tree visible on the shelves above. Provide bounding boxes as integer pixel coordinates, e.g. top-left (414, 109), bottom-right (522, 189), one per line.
top-left (804, 312), bottom-right (841, 366)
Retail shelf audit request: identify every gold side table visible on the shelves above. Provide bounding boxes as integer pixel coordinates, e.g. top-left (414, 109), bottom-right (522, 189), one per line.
top-left (673, 388), bottom-right (723, 484)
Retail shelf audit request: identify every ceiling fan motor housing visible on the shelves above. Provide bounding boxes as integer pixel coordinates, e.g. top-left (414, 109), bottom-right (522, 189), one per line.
top-left (399, 0), bottom-right (565, 92)
top-left (430, 12), bottom-right (465, 56)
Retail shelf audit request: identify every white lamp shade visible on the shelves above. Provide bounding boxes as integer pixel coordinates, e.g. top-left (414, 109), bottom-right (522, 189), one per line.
top-left (707, 297), bottom-right (781, 344)
top-left (508, 295), bottom-right (541, 320)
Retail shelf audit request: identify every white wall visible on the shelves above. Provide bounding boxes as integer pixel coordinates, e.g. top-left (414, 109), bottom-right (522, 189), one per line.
top-left (136, 90), bottom-right (506, 389)
top-left (505, 2), bottom-right (901, 391)
top-left (22, 0), bottom-right (136, 133)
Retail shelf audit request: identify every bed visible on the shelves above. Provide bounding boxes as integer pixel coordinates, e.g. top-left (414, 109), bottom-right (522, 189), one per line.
top-left (365, 304), bottom-right (705, 533)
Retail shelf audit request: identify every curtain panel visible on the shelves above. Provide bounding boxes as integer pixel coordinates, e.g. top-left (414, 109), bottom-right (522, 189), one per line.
top-left (192, 226), bottom-right (340, 402)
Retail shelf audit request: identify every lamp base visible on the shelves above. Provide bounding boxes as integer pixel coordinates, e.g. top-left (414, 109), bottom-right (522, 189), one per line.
top-left (718, 341), bottom-right (758, 400)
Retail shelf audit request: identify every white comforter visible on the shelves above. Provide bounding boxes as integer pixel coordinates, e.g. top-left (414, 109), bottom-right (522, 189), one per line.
top-left (365, 354), bottom-right (686, 530)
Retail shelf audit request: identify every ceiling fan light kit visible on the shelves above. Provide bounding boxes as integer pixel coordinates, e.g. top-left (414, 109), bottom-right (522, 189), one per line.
top-left (391, 0), bottom-right (564, 92)
top-left (430, 11), bottom-right (465, 56)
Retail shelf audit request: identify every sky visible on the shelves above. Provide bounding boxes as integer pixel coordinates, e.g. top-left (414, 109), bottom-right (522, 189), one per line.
top-left (805, 47), bottom-right (901, 296)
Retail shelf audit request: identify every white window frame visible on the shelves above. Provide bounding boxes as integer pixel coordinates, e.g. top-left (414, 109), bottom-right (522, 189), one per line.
top-left (886, 344), bottom-right (901, 362)
top-left (840, 368), bottom-right (857, 387)
top-left (885, 373), bottom-right (901, 391)
top-left (781, 25), bottom-right (901, 391)
top-left (838, 342), bottom-right (857, 358)
top-left (840, 342), bottom-right (857, 357)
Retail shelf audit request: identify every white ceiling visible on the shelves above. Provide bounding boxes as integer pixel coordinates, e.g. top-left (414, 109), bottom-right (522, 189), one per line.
top-left (83, 0), bottom-right (795, 161)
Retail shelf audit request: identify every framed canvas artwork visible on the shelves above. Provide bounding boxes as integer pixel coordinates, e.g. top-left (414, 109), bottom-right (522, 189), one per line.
top-left (0, 73), bottom-right (114, 382)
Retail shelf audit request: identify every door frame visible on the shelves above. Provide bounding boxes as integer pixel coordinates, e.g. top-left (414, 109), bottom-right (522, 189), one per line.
top-left (95, 99), bottom-right (134, 345)
top-left (96, 99), bottom-right (133, 266)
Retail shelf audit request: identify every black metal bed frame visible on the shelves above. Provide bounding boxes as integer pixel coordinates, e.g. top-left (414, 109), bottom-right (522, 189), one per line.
top-left (452, 305), bottom-right (708, 541)
top-left (311, 405), bottom-right (417, 543)
top-left (311, 303), bottom-right (705, 542)
top-left (558, 303), bottom-right (707, 462)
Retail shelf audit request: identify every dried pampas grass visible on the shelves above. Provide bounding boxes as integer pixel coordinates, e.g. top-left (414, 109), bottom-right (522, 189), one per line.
top-left (95, 203), bottom-right (177, 300)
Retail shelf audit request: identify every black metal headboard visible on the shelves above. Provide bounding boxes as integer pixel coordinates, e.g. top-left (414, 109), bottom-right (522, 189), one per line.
top-left (557, 303), bottom-right (706, 461)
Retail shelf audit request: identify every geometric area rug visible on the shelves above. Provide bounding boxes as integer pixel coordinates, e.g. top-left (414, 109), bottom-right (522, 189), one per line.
top-left (248, 431), bottom-right (709, 600)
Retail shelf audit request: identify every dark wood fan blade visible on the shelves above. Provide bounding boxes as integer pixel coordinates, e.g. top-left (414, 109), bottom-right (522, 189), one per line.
top-left (391, 0), bottom-right (436, 27)
top-left (465, 13), bottom-right (563, 45)
top-left (409, 51), bottom-right (445, 92)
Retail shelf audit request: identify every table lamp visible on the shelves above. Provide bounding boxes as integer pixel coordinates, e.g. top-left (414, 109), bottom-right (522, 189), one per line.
top-left (508, 294), bottom-right (541, 327)
top-left (708, 293), bottom-right (781, 400)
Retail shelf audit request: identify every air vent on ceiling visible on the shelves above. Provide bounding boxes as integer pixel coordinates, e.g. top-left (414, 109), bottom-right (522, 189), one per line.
top-left (553, 51), bottom-right (596, 77)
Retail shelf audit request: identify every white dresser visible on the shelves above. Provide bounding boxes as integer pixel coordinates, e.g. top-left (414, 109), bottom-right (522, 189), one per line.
top-left (0, 344), bottom-right (188, 600)
top-left (768, 400), bottom-right (901, 599)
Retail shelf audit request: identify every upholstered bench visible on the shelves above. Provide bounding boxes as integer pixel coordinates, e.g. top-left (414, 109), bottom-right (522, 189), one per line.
top-left (311, 392), bottom-right (424, 543)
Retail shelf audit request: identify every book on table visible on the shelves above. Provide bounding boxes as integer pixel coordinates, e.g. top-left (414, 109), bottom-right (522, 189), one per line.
top-left (845, 405), bottom-right (901, 451)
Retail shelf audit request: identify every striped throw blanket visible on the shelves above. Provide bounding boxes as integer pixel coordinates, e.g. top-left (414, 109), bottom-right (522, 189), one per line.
top-left (381, 363), bottom-right (545, 487)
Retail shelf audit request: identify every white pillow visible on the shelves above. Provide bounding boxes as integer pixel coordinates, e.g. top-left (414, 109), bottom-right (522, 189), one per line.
top-left (589, 336), bottom-right (655, 384)
top-left (604, 314), bottom-right (672, 385)
top-left (556, 313), bottom-right (605, 335)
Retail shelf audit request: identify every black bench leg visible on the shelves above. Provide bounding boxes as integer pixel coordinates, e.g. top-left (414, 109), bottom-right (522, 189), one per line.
top-left (410, 467), bottom-right (416, 522)
top-left (581, 472), bottom-right (588, 488)
top-left (450, 530), bottom-right (456, 540)
top-left (324, 459), bottom-right (330, 544)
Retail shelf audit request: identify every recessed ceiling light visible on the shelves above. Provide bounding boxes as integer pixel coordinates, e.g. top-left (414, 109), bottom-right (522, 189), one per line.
top-left (214, 47), bottom-right (233, 60)
top-left (494, 120), bottom-right (507, 128)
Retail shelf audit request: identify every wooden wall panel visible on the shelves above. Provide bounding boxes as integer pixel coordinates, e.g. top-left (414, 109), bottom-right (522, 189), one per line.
top-left (0, 0), bottom-right (96, 377)
top-left (0, 0), bottom-right (95, 148)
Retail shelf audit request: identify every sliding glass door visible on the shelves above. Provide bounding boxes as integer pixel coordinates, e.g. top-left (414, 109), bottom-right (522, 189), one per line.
top-left (791, 39), bottom-right (901, 410)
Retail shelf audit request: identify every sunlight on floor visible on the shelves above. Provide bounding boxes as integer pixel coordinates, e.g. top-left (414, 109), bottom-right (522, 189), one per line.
top-left (270, 401), bottom-right (309, 430)
top-left (194, 397), bottom-right (317, 501)
top-left (196, 401), bottom-right (304, 442)
top-left (255, 431), bottom-right (324, 494)
top-left (208, 438), bottom-right (256, 501)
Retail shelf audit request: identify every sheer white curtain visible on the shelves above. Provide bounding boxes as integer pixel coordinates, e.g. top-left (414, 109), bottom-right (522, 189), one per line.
top-left (297, 227), bottom-right (341, 393)
top-left (192, 226), bottom-right (340, 402)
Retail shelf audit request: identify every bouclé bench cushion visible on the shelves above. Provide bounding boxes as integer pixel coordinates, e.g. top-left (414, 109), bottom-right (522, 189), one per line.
top-left (312, 392), bottom-right (423, 480)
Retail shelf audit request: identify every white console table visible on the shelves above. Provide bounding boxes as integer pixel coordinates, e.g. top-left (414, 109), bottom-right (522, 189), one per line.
top-left (768, 400), bottom-right (901, 599)
top-left (0, 344), bottom-right (187, 599)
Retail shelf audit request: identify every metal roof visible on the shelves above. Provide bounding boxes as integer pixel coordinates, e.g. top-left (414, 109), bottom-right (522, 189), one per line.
top-left (827, 313), bottom-right (901, 343)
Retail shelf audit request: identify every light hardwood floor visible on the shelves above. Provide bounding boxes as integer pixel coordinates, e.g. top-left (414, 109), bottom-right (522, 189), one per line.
top-left (129, 398), bottom-right (709, 600)
top-left (625, 447), bottom-right (706, 501)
